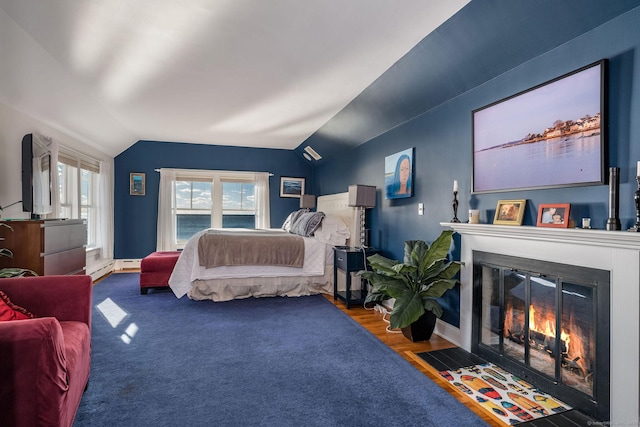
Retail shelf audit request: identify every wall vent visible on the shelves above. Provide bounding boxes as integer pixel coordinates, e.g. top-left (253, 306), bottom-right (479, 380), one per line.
top-left (304, 146), bottom-right (322, 161)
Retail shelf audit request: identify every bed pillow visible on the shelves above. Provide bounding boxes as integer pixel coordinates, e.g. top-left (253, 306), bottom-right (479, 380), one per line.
top-left (282, 209), bottom-right (306, 231)
top-left (289, 211), bottom-right (325, 237)
top-left (0, 291), bottom-right (35, 321)
top-left (314, 214), bottom-right (351, 246)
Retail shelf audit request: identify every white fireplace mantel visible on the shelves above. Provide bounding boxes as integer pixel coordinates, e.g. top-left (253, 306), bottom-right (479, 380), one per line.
top-left (438, 222), bottom-right (640, 424)
top-left (442, 222), bottom-right (640, 250)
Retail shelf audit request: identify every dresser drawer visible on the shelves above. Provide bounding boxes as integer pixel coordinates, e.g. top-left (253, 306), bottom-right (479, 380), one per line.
top-left (44, 247), bottom-right (86, 275)
top-left (43, 221), bottom-right (86, 254)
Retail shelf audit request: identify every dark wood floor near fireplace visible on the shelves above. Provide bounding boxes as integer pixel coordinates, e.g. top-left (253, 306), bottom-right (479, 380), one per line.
top-left (326, 295), bottom-right (599, 427)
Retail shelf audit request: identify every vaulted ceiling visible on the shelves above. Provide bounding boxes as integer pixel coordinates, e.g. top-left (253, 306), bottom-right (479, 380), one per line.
top-left (1, 1), bottom-right (637, 161)
top-left (0, 0), bottom-right (469, 157)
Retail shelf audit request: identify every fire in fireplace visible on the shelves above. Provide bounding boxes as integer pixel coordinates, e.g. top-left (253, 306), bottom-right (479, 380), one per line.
top-left (472, 251), bottom-right (610, 421)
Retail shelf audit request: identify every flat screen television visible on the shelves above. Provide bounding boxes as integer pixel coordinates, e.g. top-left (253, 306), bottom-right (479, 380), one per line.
top-left (472, 59), bottom-right (607, 193)
top-left (22, 133), bottom-right (53, 216)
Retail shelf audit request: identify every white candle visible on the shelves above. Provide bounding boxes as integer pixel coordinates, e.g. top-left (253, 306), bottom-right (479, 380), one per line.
top-left (453, 180), bottom-right (459, 192)
top-left (637, 161), bottom-right (640, 177)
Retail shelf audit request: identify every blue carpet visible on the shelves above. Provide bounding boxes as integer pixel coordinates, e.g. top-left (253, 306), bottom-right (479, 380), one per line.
top-left (74, 273), bottom-right (487, 426)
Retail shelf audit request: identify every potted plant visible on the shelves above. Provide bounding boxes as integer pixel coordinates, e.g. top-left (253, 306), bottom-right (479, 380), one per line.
top-left (359, 230), bottom-right (463, 342)
top-left (1, 223), bottom-right (36, 278)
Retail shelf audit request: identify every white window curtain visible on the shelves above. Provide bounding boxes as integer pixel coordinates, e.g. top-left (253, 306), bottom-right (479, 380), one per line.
top-left (156, 168), bottom-right (270, 251)
top-left (253, 172), bottom-right (270, 229)
top-left (98, 160), bottom-right (114, 260)
top-left (157, 168), bottom-right (177, 251)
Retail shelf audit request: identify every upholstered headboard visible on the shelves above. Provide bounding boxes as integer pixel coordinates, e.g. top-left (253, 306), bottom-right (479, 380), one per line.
top-left (317, 192), bottom-right (360, 247)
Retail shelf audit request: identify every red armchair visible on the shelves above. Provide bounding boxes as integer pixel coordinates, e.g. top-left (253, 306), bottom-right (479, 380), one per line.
top-left (0, 275), bottom-right (92, 427)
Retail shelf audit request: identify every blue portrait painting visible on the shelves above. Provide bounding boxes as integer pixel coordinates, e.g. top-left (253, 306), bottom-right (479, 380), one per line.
top-left (385, 148), bottom-right (413, 199)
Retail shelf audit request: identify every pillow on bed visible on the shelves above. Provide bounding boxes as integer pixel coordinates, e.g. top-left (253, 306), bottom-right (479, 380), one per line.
top-left (314, 214), bottom-right (351, 246)
top-left (282, 209), bottom-right (306, 231)
top-left (289, 211), bottom-right (325, 237)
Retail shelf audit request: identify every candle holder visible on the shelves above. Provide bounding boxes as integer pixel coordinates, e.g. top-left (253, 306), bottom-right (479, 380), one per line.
top-left (629, 176), bottom-right (640, 232)
top-left (451, 191), bottom-right (460, 223)
top-left (606, 167), bottom-right (621, 231)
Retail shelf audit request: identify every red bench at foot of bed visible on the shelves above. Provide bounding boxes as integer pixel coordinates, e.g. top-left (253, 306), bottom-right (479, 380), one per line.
top-left (140, 251), bottom-right (181, 294)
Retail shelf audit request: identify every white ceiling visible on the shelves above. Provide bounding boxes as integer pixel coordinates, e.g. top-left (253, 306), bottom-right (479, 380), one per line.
top-left (0, 0), bottom-right (469, 157)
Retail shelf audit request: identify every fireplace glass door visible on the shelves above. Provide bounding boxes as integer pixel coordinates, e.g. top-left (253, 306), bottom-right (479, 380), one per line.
top-left (474, 252), bottom-right (609, 420)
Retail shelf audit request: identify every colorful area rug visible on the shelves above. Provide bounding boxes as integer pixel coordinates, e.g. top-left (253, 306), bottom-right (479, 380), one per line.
top-left (438, 363), bottom-right (571, 425)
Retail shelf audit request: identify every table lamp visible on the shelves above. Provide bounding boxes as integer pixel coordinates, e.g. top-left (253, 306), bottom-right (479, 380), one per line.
top-left (348, 184), bottom-right (376, 248)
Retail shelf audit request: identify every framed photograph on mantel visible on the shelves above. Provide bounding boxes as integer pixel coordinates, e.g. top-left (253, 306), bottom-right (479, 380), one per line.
top-left (493, 199), bottom-right (526, 225)
top-left (280, 177), bottom-right (304, 198)
top-left (537, 203), bottom-right (571, 228)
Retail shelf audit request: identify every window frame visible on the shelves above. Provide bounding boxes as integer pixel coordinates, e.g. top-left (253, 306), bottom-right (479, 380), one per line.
top-left (173, 172), bottom-right (258, 247)
top-left (57, 150), bottom-right (100, 249)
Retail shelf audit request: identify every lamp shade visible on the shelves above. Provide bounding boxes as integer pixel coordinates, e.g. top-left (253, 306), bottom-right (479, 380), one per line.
top-left (348, 185), bottom-right (376, 208)
top-left (299, 194), bottom-right (316, 209)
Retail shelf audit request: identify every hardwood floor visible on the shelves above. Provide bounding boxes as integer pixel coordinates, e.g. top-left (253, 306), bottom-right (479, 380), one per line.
top-left (324, 295), bottom-right (501, 426)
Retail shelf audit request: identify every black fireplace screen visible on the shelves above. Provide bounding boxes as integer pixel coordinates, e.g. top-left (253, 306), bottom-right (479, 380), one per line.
top-left (473, 252), bottom-right (610, 420)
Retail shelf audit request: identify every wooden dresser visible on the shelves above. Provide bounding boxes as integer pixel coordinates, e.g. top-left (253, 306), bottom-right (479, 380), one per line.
top-left (0, 219), bottom-right (86, 275)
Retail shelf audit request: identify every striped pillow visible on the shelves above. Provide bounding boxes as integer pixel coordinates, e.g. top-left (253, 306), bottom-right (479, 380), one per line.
top-left (290, 211), bottom-right (325, 237)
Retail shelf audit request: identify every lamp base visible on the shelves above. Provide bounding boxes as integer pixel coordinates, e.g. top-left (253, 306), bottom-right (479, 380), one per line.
top-left (606, 218), bottom-right (621, 231)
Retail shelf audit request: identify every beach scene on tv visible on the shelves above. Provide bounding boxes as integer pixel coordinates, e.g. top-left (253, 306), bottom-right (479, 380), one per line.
top-left (473, 62), bottom-right (603, 193)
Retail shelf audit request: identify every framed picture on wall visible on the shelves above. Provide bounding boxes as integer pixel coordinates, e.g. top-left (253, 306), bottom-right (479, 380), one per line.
top-left (537, 203), bottom-right (571, 228)
top-left (280, 177), bottom-right (304, 198)
top-left (472, 60), bottom-right (606, 193)
top-left (130, 173), bottom-right (145, 196)
top-left (493, 199), bottom-right (526, 225)
top-left (385, 148), bottom-right (414, 199)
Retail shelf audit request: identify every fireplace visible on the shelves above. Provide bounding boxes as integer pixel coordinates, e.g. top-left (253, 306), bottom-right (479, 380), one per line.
top-left (472, 251), bottom-right (610, 420)
top-left (436, 223), bottom-right (640, 424)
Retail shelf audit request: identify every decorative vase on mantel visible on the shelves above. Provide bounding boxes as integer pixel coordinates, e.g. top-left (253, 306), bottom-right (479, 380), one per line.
top-left (400, 310), bottom-right (437, 342)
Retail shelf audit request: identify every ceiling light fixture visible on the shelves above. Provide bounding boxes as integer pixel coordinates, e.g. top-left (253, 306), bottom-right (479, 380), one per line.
top-left (303, 153), bottom-right (312, 161)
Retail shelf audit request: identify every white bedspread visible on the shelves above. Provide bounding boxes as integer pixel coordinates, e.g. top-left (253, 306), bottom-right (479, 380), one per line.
top-left (169, 228), bottom-right (329, 298)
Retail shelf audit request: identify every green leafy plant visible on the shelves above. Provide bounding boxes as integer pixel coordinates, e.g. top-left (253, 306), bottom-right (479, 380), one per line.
top-left (359, 230), bottom-right (463, 330)
top-left (1, 223), bottom-right (36, 278)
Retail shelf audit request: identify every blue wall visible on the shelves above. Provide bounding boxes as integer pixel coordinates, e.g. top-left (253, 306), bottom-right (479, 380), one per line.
top-left (114, 140), bottom-right (312, 259)
top-left (112, 4), bottom-right (640, 327)
top-left (314, 7), bottom-right (640, 326)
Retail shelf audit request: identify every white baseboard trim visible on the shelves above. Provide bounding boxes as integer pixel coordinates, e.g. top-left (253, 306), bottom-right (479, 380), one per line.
top-left (434, 320), bottom-right (461, 347)
top-left (114, 259), bottom-right (142, 270)
top-left (86, 260), bottom-right (116, 282)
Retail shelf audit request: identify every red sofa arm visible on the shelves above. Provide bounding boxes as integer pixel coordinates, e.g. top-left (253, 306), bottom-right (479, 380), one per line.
top-left (0, 275), bottom-right (92, 330)
top-left (0, 317), bottom-right (69, 426)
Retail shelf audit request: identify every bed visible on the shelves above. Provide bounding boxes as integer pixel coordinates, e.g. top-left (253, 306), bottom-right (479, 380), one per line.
top-left (168, 192), bottom-right (360, 301)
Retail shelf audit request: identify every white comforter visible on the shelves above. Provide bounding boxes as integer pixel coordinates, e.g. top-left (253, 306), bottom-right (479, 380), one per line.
top-left (169, 228), bottom-right (329, 298)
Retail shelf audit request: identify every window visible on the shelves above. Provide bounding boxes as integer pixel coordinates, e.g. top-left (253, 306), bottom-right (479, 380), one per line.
top-left (222, 181), bottom-right (256, 228)
top-left (176, 179), bottom-right (212, 243)
top-left (58, 152), bottom-right (100, 248)
top-left (174, 178), bottom-right (257, 245)
top-left (157, 169), bottom-right (270, 251)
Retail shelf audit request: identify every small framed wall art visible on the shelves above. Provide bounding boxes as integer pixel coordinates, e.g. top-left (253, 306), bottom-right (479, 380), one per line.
top-left (537, 203), bottom-right (571, 228)
top-left (493, 199), bottom-right (526, 225)
top-left (385, 148), bottom-right (414, 199)
top-left (280, 177), bottom-right (305, 198)
top-left (130, 173), bottom-right (145, 196)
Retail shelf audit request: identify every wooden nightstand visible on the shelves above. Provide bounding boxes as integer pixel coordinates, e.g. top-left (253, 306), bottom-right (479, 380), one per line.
top-left (333, 247), bottom-right (378, 309)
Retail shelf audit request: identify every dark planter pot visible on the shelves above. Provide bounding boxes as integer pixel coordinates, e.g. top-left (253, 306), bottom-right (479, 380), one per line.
top-left (401, 310), bottom-right (437, 342)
